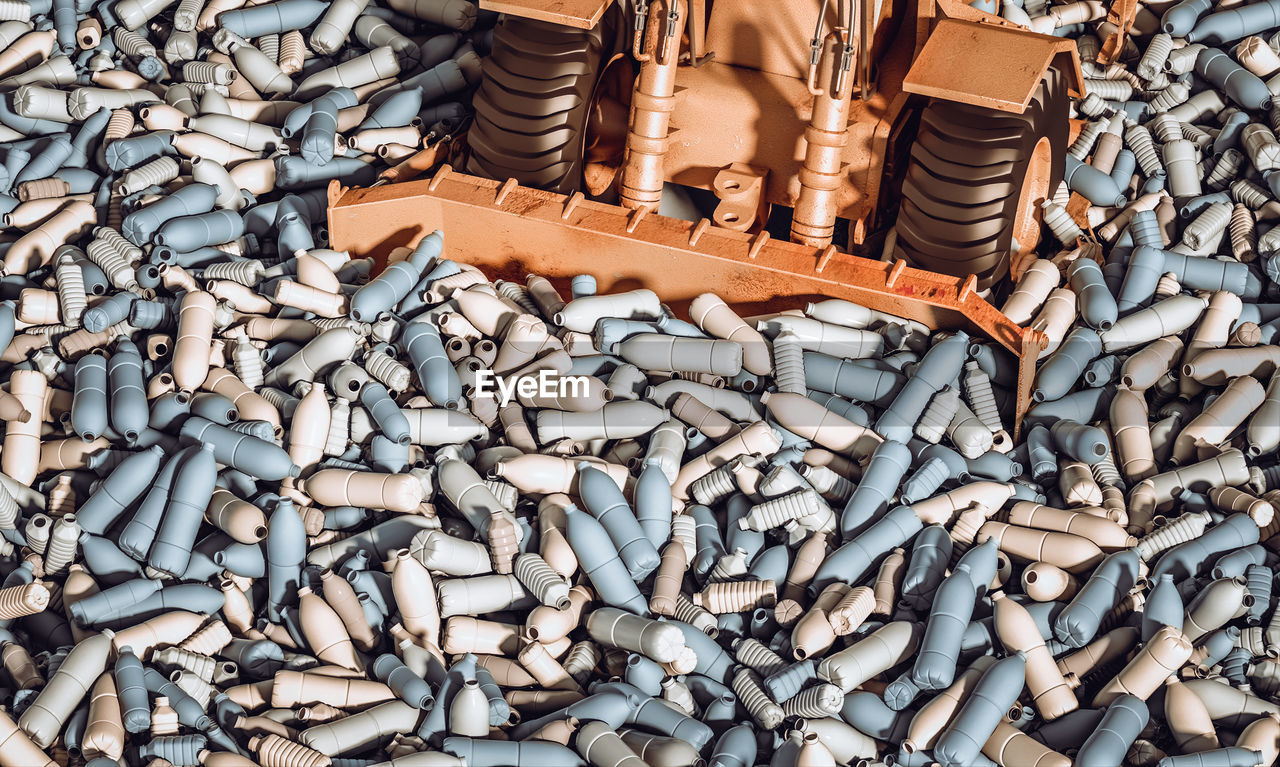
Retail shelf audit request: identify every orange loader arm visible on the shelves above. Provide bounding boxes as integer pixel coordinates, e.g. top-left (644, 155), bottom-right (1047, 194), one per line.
top-left (327, 171), bottom-right (1049, 437)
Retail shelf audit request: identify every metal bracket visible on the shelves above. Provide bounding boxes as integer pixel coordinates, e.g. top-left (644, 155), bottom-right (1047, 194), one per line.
top-left (682, 0), bottom-right (713, 66)
top-left (633, 0), bottom-right (651, 61)
top-left (1064, 191), bottom-right (1094, 232)
top-left (711, 163), bottom-right (769, 232)
top-left (1098, 0), bottom-right (1137, 65)
top-left (683, 50), bottom-right (716, 67)
top-left (1014, 328), bottom-right (1049, 442)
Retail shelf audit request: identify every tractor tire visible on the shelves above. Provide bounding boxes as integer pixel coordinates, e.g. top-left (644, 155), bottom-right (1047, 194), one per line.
top-left (894, 67), bottom-right (1069, 291)
top-left (465, 12), bottom-right (619, 195)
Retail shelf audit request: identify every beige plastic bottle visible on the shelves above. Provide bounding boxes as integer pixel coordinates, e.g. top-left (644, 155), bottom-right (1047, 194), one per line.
top-left (1110, 386), bottom-right (1157, 482)
top-left (577, 719), bottom-right (648, 767)
top-left (493, 454), bottom-right (629, 496)
top-left (982, 719), bottom-right (1071, 767)
top-left (248, 733), bottom-right (331, 767)
top-left (412, 530), bottom-right (494, 578)
top-left (173, 290), bottom-right (217, 392)
top-left (689, 293), bottom-right (772, 375)
top-left (531, 501), bottom-right (578, 573)
top-left (992, 592), bottom-right (1079, 720)
top-left (782, 531), bottom-right (830, 604)
top-left (1164, 676), bottom-right (1220, 753)
top-left (817, 620), bottom-right (923, 693)
top-left (203, 367), bottom-right (282, 427)
top-left (0, 707), bottom-right (57, 767)
top-left (1183, 345), bottom-right (1280, 386)
top-left (18, 632), bottom-right (112, 747)
top-left (790, 583), bottom-right (847, 658)
top-left (1121, 335), bottom-right (1184, 390)
top-left (289, 382), bottom-right (332, 471)
top-left (1210, 487), bottom-right (1275, 527)
top-left (110, 611), bottom-right (207, 657)
top-left (828, 585), bottom-right (876, 636)
top-left (1172, 375), bottom-right (1265, 465)
top-left (1021, 562), bottom-right (1079, 602)
top-left (200, 489), bottom-right (267, 547)
top-left (269, 670), bottom-right (396, 708)
top-left (1180, 290), bottom-right (1242, 398)
top-left (298, 700), bottom-right (420, 756)
top-left (903, 656), bottom-right (995, 754)
top-left (1236, 712), bottom-right (1280, 766)
top-left (1092, 626), bottom-right (1193, 707)
top-left (0, 582), bottom-right (50, 619)
top-left (303, 469), bottom-right (425, 513)
top-left (391, 549), bottom-right (440, 648)
top-left (1, 643), bottom-right (43, 691)
top-left (910, 482), bottom-right (1013, 526)
top-left (760, 391), bottom-right (882, 460)
top-left (672, 420), bottom-right (782, 500)
top-left (434, 572), bottom-right (523, 618)
top-left (1005, 503), bottom-right (1136, 550)
top-left (440, 616), bottom-right (521, 656)
top-left (649, 541), bottom-right (687, 617)
top-left (1145, 448), bottom-right (1251, 509)
top-left (1001, 259), bottom-right (1060, 325)
top-left (80, 672), bottom-right (125, 760)
top-left (1182, 678), bottom-right (1280, 720)
top-left (448, 678), bottom-right (491, 737)
top-left (1055, 626), bottom-right (1139, 681)
top-left (555, 288), bottom-right (661, 332)
top-left (526, 584), bottom-right (592, 645)
top-left (2, 370), bottom-right (44, 484)
top-left (518, 639), bottom-right (580, 692)
top-left (1183, 577), bottom-right (1250, 641)
top-left (978, 521), bottom-right (1104, 573)
top-left (1059, 461), bottom-right (1104, 507)
top-left (298, 586), bottom-right (363, 671)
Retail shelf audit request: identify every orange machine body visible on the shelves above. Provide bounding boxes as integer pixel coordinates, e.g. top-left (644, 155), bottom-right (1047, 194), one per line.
top-left (328, 0), bottom-right (1094, 432)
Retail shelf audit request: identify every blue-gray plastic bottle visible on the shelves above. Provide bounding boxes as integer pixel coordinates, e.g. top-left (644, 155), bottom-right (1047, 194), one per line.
top-left (1054, 549), bottom-right (1140, 648)
top-left (122, 182), bottom-right (218, 245)
top-left (903, 563), bottom-right (978, 699)
top-left (300, 88), bottom-right (358, 166)
top-left (812, 505), bottom-right (923, 593)
top-left (1035, 327), bottom-right (1103, 403)
top-left (154, 209), bottom-right (246, 252)
top-left (1152, 513), bottom-right (1260, 583)
top-left (179, 416), bottom-right (299, 481)
top-left (117, 446), bottom-right (190, 560)
top-left (402, 319), bottom-right (463, 409)
top-left (76, 444), bottom-right (164, 535)
top-left (634, 458), bottom-right (672, 551)
top-left (149, 443), bottom-right (218, 577)
top-left (108, 338), bottom-right (148, 444)
top-left (350, 239), bottom-right (428, 321)
top-left (841, 439), bottom-right (912, 539)
top-left (564, 503), bottom-right (649, 615)
top-left (901, 524), bottom-right (953, 611)
top-left (373, 653), bottom-right (435, 710)
top-left (114, 644), bottom-right (151, 734)
top-left (218, 0), bottom-right (329, 37)
top-left (709, 723), bottom-right (757, 767)
top-left (933, 651), bottom-right (1027, 767)
top-left (82, 291), bottom-right (137, 334)
top-left (577, 462), bottom-right (660, 581)
top-left (876, 332), bottom-right (969, 443)
top-left (1068, 258), bottom-right (1118, 331)
top-left (267, 498), bottom-right (306, 622)
top-left (360, 381), bottom-right (412, 445)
